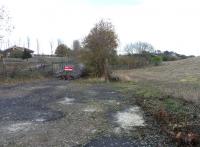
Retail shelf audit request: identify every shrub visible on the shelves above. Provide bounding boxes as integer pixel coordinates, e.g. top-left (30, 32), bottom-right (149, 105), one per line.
top-left (151, 56), bottom-right (162, 66)
top-left (162, 55), bottom-right (177, 61)
top-left (22, 49), bottom-right (32, 60)
top-left (55, 44), bottom-right (71, 57)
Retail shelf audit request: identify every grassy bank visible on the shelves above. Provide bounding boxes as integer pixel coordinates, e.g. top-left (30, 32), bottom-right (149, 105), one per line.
top-left (0, 70), bottom-right (51, 85)
top-left (76, 78), bottom-right (200, 145)
top-left (115, 57), bottom-right (200, 103)
top-left (111, 81), bottom-right (200, 144)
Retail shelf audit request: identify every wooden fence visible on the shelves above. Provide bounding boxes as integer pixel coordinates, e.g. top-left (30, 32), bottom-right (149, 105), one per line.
top-left (0, 59), bottom-right (76, 79)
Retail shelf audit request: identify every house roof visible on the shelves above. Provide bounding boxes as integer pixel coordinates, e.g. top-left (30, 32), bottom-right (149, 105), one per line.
top-left (4, 45), bottom-right (34, 53)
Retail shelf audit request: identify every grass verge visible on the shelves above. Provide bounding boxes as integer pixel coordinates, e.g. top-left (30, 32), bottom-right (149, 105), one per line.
top-left (0, 70), bottom-right (51, 85)
top-left (111, 81), bottom-right (200, 140)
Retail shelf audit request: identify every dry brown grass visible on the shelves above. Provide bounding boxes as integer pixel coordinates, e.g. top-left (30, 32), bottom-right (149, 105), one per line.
top-left (115, 57), bottom-right (200, 103)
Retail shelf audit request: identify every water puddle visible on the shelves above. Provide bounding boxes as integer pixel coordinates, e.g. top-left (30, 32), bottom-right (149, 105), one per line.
top-left (32, 111), bottom-right (64, 122)
top-left (83, 106), bottom-right (102, 112)
top-left (56, 85), bottom-right (67, 89)
top-left (115, 106), bottom-right (145, 130)
top-left (83, 136), bottom-right (137, 147)
top-left (21, 86), bottom-right (50, 91)
top-left (106, 100), bottom-right (120, 105)
top-left (3, 122), bottom-right (32, 133)
top-left (58, 97), bottom-right (75, 105)
top-left (87, 90), bottom-right (98, 96)
top-left (35, 118), bottom-right (46, 122)
top-left (107, 91), bottom-right (116, 94)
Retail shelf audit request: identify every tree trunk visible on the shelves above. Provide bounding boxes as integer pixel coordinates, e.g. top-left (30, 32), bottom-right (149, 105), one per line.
top-left (104, 58), bottom-right (109, 83)
top-left (2, 58), bottom-right (7, 77)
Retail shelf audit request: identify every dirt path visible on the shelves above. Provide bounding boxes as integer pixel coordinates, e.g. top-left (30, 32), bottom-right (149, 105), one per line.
top-left (0, 79), bottom-right (175, 147)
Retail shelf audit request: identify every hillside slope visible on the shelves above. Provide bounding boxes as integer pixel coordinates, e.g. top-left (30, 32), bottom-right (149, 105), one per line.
top-left (115, 57), bottom-right (200, 102)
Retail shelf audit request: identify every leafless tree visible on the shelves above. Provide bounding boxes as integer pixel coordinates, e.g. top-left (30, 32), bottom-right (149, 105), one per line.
top-left (7, 39), bottom-right (10, 48)
top-left (73, 40), bottom-right (81, 50)
top-left (27, 36), bottom-right (30, 48)
top-left (124, 43), bottom-right (135, 55)
top-left (0, 6), bottom-right (14, 41)
top-left (0, 6), bottom-right (13, 77)
top-left (18, 38), bottom-right (21, 46)
top-left (23, 41), bottom-right (25, 48)
top-left (49, 40), bottom-right (54, 55)
top-left (57, 39), bottom-right (62, 46)
top-left (36, 39), bottom-right (40, 55)
top-left (125, 41), bottom-right (154, 55)
top-left (0, 40), bottom-right (2, 49)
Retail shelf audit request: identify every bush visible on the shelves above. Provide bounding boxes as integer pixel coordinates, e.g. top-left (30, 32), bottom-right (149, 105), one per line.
top-left (162, 55), bottom-right (168, 61)
top-left (151, 56), bottom-right (162, 66)
top-left (162, 55), bottom-right (177, 61)
top-left (116, 53), bottom-right (154, 69)
top-left (22, 50), bottom-right (32, 60)
top-left (55, 44), bottom-right (71, 57)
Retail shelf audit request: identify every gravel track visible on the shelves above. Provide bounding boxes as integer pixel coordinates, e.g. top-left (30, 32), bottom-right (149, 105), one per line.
top-left (0, 79), bottom-right (175, 146)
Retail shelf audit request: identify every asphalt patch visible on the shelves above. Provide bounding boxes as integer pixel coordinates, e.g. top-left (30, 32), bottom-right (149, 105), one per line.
top-left (82, 136), bottom-right (138, 147)
top-left (0, 84), bottom-right (65, 122)
top-left (0, 99), bottom-right (64, 122)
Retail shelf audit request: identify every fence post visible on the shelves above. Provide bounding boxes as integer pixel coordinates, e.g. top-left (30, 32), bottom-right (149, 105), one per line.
top-left (52, 62), bottom-right (54, 74)
top-left (2, 58), bottom-right (7, 78)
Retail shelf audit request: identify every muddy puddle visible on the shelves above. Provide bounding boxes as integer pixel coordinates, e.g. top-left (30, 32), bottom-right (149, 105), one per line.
top-left (83, 105), bottom-right (102, 112)
top-left (58, 97), bottom-right (75, 105)
top-left (0, 122), bottom-right (32, 134)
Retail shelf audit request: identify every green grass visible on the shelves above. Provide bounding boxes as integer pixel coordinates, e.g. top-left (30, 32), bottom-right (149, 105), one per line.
top-left (112, 81), bottom-right (162, 98)
top-left (115, 56), bottom-right (200, 103)
top-left (163, 98), bottom-right (186, 113)
top-left (77, 78), bottom-right (200, 123)
top-left (179, 76), bottom-right (199, 83)
top-left (110, 80), bottom-right (200, 125)
top-left (0, 70), bottom-right (50, 84)
top-left (111, 81), bottom-right (137, 93)
top-left (77, 78), bottom-right (105, 84)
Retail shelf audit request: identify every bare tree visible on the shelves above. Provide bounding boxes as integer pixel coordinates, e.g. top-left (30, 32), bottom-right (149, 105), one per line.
top-left (73, 40), bottom-right (81, 50)
top-left (124, 43), bottom-right (135, 55)
top-left (36, 39), bottom-right (40, 55)
top-left (27, 36), bottom-right (30, 48)
top-left (18, 38), bottom-right (21, 46)
top-left (57, 39), bottom-right (62, 46)
top-left (0, 6), bottom-right (14, 41)
top-left (49, 40), bottom-right (54, 55)
top-left (23, 41), bottom-right (25, 48)
top-left (125, 41), bottom-right (154, 55)
top-left (7, 39), bottom-right (10, 48)
top-left (0, 40), bottom-right (2, 49)
top-left (0, 6), bottom-right (14, 78)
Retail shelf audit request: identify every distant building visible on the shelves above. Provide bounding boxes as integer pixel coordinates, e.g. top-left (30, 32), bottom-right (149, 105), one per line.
top-left (3, 45), bottom-right (34, 57)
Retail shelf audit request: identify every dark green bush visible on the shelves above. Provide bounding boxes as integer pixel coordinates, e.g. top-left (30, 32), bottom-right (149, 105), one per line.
top-left (22, 50), bottom-right (32, 60)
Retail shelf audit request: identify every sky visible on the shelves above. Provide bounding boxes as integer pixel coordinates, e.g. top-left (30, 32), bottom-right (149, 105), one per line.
top-left (0, 0), bottom-right (200, 55)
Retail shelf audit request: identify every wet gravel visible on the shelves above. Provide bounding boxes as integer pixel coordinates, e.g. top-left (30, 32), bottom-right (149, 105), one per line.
top-left (82, 135), bottom-right (174, 147)
top-left (0, 80), bottom-right (67, 122)
top-left (0, 79), bottom-right (176, 146)
top-left (83, 136), bottom-right (138, 147)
